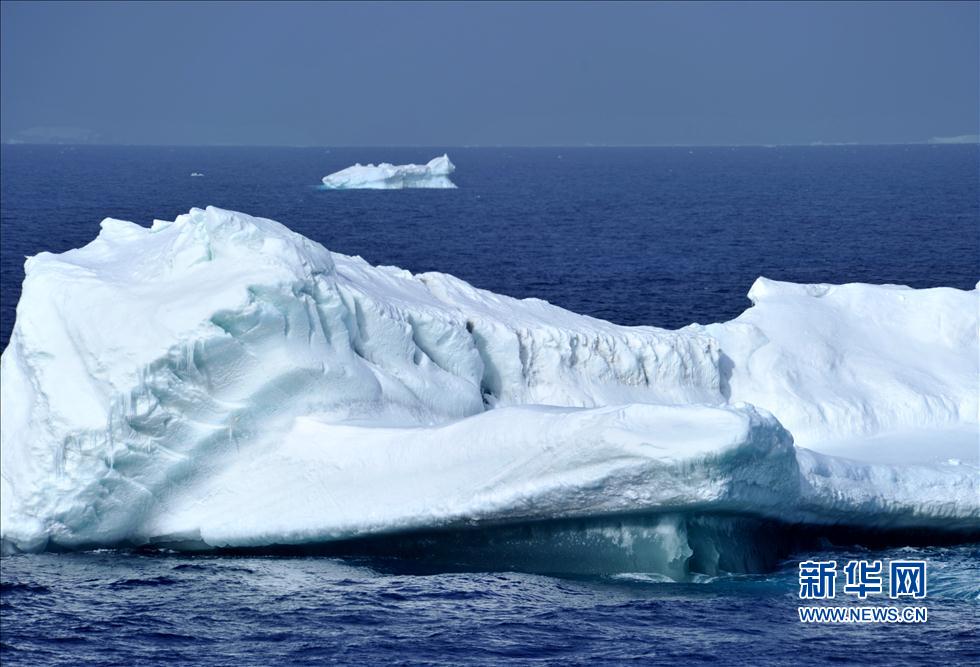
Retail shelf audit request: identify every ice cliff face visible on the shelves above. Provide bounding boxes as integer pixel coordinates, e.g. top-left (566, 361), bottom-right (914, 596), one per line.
top-left (321, 154), bottom-right (457, 189)
top-left (1, 207), bottom-right (977, 555)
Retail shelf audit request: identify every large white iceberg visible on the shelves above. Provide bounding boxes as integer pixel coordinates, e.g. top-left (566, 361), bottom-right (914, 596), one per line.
top-left (1, 207), bottom-right (977, 559)
top-left (321, 154), bottom-right (456, 189)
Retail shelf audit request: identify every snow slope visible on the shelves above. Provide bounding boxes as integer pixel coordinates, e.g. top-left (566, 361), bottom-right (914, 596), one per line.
top-left (321, 154), bottom-right (457, 189)
top-left (1, 207), bottom-right (977, 554)
top-left (693, 278), bottom-right (978, 446)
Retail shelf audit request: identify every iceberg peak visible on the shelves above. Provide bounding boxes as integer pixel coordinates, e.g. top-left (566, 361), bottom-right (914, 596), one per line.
top-left (425, 153), bottom-right (454, 175)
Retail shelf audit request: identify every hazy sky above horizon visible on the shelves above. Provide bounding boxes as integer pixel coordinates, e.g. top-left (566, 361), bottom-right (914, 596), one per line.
top-left (2, 1), bottom-right (977, 146)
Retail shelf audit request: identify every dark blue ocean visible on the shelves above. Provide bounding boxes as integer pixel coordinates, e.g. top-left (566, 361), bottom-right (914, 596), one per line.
top-left (1, 145), bottom-right (979, 665)
top-left (2, 145), bottom-right (978, 345)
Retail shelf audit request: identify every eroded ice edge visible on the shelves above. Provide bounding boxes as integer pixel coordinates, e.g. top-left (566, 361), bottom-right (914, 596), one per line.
top-left (1, 207), bottom-right (977, 577)
top-left (321, 154), bottom-right (456, 189)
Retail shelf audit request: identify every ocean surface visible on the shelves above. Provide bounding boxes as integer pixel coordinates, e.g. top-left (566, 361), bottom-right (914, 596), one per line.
top-left (1, 145), bottom-right (978, 345)
top-left (1, 145), bottom-right (979, 665)
top-left (2, 546), bottom-right (978, 666)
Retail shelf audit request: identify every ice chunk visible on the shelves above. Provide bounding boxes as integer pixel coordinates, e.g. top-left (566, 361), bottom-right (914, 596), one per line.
top-left (1, 207), bottom-right (976, 554)
top-left (321, 154), bottom-right (457, 189)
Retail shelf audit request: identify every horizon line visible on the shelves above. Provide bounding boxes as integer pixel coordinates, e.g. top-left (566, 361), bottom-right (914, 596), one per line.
top-left (3, 140), bottom-right (978, 149)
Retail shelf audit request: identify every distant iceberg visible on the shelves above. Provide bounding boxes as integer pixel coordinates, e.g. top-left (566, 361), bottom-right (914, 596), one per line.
top-left (928, 134), bottom-right (980, 145)
top-left (321, 154), bottom-right (457, 189)
top-left (1, 207), bottom-right (977, 558)
top-left (190, 172), bottom-right (204, 177)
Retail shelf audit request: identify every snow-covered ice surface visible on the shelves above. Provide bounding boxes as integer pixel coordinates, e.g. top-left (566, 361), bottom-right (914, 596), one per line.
top-left (1, 207), bottom-right (977, 557)
top-left (691, 278), bottom-right (978, 446)
top-left (321, 154), bottom-right (456, 189)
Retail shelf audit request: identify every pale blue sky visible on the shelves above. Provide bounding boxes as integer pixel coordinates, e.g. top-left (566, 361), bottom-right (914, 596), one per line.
top-left (2, 1), bottom-right (977, 146)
